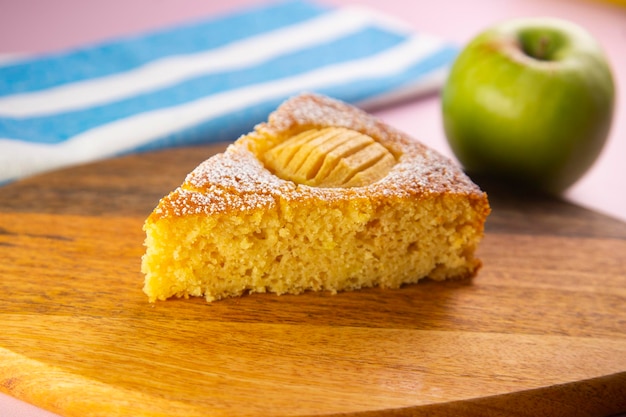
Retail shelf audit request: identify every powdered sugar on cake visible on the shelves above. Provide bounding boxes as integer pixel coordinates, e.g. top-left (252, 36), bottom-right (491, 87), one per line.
top-left (152, 93), bottom-right (483, 219)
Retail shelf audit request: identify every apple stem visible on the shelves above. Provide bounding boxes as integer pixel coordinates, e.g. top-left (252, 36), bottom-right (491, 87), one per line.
top-left (536, 36), bottom-right (550, 61)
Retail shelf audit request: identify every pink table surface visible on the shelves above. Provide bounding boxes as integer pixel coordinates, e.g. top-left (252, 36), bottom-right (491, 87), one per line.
top-left (1, 0), bottom-right (625, 416)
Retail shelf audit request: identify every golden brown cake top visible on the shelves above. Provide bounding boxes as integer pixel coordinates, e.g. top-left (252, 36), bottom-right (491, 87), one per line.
top-left (150, 93), bottom-right (486, 219)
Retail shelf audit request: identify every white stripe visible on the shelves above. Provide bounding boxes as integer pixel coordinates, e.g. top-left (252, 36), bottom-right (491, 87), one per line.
top-left (357, 67), bottom-right (449, 111)
top-left (0, 34), bottom-right (443, 183)
top-left (0, 6), bottom-right (398, 118)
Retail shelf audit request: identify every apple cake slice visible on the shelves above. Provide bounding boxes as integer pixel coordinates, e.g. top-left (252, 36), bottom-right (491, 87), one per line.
top-left (141, 93), bottom-right (490, 302)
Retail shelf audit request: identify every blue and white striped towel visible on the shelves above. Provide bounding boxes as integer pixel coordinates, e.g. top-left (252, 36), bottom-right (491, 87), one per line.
top-left (0, 0), bottom-right (457, 184)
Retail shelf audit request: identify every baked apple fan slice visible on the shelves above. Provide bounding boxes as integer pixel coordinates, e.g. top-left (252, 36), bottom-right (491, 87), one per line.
top-left (263, 127), bottom-right (396, 188)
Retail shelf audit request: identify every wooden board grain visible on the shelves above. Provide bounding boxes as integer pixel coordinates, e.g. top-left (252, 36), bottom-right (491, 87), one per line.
top-left (1, 144), bottom-right (625, 417)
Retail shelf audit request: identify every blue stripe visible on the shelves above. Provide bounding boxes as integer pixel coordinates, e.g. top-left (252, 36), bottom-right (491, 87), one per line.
top-left (126, 43), bottom-right (459, 155)
top-left (0, 0), bottom-right (327, 96)
top-left (316, 45), bottom-right (459, 104)
top-left (132, 102), bottom-right (279, 154)
top-left (0, 27), bottom-right (406, 144)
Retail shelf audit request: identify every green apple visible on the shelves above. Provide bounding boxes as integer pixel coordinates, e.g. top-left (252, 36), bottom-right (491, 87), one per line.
top-left (441, 17), bottom-right (615, 194)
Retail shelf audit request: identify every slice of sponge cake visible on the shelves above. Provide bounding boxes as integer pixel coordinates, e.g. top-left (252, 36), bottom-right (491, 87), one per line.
top-left (141, 93), bottom-right (490, 302)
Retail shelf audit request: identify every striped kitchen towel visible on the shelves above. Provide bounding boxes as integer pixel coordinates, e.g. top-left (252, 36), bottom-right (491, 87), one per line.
top-left (0, 0), bottom-right (457, 184)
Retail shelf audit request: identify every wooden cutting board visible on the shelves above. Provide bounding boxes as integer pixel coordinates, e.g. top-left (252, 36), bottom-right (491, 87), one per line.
top-left (1, 144), bottom-right (625, 417)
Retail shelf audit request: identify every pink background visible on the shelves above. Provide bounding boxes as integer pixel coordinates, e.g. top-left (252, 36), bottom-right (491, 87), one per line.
top-left (1, 0), bottom-right (625, 415)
